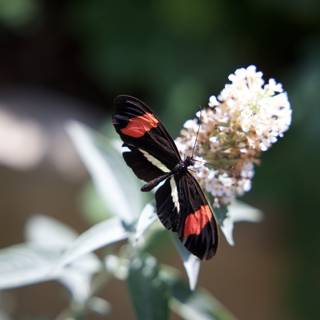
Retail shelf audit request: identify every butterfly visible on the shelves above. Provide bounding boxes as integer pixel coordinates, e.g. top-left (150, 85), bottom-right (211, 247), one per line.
top-left (112, 95), bottom-right (218, 260)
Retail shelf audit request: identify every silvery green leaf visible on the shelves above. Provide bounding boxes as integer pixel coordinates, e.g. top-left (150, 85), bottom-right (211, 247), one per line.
top-left (57, 217), bottom-right (127, 269)
top-left (134, 203), bottom-right (157, 244)
top-left (0, 244), bottom-right (57, 289)
top-left (66, 121), bottom-right (145, 224)
top-left (57, 249), bottom-right (101, 303)
top-left (127, 254), bottom-right (169, 320)
top-left (25, 214), bottom-right (101, 274)
top-left (0, 215), bottom-right (102, 305)
top-left (221, 200), bottom-right (263, 246)
top-left (67, 253), bottom-right (101, 275)
top-left (57, 244), bottom-right (101, 304)
top-left (25, 215), bottom-right (100, 302)
top-left (173, 237), bottom-right (200, 291)
top-left (25, 214), bottom-right (77, 250)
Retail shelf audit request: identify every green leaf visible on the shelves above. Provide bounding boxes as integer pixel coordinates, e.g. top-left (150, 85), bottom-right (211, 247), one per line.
top-left (127, 254), bottom-right (170, 320)
top-left (161, 268), bottom-right (236, 320)
top-left (141, 228), bottom-right (173, 257)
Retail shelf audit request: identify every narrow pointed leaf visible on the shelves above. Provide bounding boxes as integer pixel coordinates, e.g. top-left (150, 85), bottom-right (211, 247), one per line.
top-left (25, 214), bottom-right (77, 250)
top-left (66, 121), bottom-right (144, 223)
top-left (173, 237), bottom-right (200, 291)
top-left (221, 200), bottom-right (263, 246)
top-left (0, 245), bottom-right (57, 289)
top-left (57, 217), bottom-right (127, 269)
top-left (134, 203), bottom-right (157, 243)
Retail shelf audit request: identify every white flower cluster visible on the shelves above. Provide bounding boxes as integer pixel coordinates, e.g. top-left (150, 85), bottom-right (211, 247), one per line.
top-left (212, 65), bottom-right (292, 151)
top-left (175, 65), bottom-right (292, 206)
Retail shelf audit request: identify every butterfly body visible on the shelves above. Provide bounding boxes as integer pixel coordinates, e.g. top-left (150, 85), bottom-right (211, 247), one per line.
top-left (172, 156), bottom-right (196, 174)
top-left (141, 156), bottom-right (194, 192)
top-left (112, 95), bottom-right (218, 260)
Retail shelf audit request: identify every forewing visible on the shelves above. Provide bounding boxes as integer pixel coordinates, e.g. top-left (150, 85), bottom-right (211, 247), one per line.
top-left (121, 144), bottom-right (168, 183)
top-left (177, 172), bottom-right (218, 260)
top-left (112, 95), bottom-right (181, 177)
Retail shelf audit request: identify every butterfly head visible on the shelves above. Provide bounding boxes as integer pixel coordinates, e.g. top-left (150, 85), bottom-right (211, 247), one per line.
top-left (184, 156), bottom-right (195, 168)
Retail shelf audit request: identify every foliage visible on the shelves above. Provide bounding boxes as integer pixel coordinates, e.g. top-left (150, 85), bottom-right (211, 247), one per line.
top-left (0, 122), bottom-right (262, 319)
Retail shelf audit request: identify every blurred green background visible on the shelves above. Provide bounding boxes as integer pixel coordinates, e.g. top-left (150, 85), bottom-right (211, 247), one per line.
top-left (0, 0), bottom-right (319, 319)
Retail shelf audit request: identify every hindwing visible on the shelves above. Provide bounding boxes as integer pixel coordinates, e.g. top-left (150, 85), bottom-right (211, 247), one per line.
top-left (155, 172), bottom-right (218, 260)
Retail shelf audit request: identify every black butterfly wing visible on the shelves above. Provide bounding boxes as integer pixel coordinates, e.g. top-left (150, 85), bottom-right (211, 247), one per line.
top-left (155, 176), bottom-right (181, 233)
top-left (113, 95), bottom-right (218, 259)
top-left (112, 95), bottom-right (181, 183)
top-left (155, 171), bottom-right (218, 260)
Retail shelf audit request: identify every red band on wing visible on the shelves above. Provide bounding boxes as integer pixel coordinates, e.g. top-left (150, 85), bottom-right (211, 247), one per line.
top-left (183, 205), bottom-right (212, 238)
top-left (120, 113), bottom-right (159, 138)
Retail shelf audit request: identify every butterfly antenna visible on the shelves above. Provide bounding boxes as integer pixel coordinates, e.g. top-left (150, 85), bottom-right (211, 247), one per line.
top-left (191, 105), bottom-right (203, 158)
